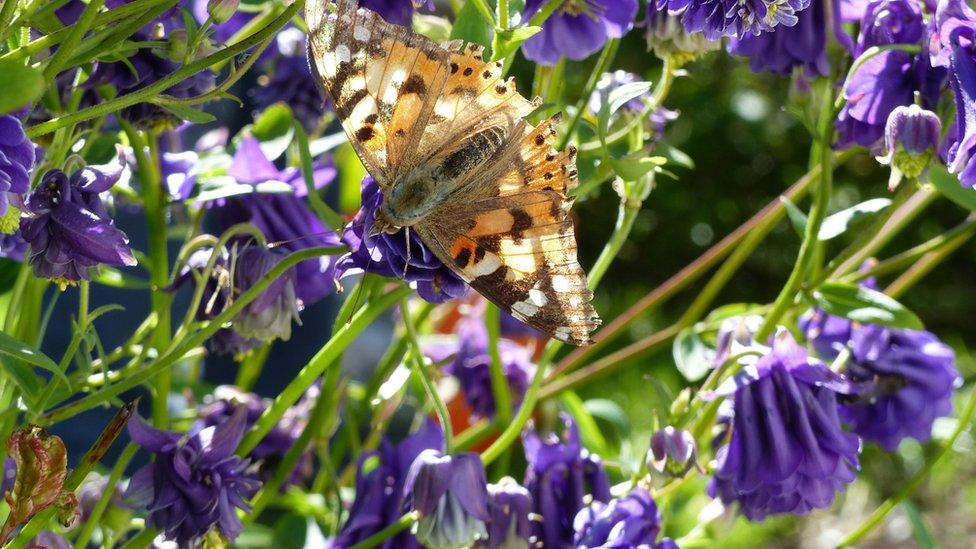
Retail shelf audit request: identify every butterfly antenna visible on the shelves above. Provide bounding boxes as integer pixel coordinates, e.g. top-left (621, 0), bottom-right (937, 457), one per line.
top-left (340, 239), bottom-right (375, 327)
top-left (402, 227), bottom-right (411, 278)
top-left (267, 230), bottom-right (337, 249)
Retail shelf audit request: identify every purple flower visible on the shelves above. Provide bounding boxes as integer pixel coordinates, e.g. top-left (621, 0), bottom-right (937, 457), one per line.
top-left (253, 28), bottom-right (327, 131)
top-left (433, 316), bottom-right (536, 420)
top-left (336, 177), bottom-right (467, 303)
top-left (521, 0), bottom-right (639, 66)
top-left (523, 414), bottom-right (611, 547)
top-left (404, 450), bottom-right (490, 549)
top-left (330, 418), bottom-right (445, 548)
top-left (124, 409), bottom-right (261, 544)
top-left (648, 426), bottom-right (698, 478)
top-left (210, 136), bottom-right (341, 307)
top-left (0, 114), bottom-right (34, 232)
top-left (800, 308), bottom-right (855, 359)
top-left (659, 0), bottom-right (811, 41)
top-left (477, 478), bottom-right (533, 549)
top-left (934, 0), bottom-right (976, 187)
top-left (20, 152), bottom-right (136, 285)
top-left (707, 332), bottom-right (861, 521)
top-left (728, 0), bottom-right (829, 76)
top-left (230, 245), bottom-right (302, 343)
top-left (0, 231), bottom-right (28, 262)
top-left (841, 325), bottom-right (960, 451)
top-left (573, 487), bottom-right (678, 549)
top-left (359, 0), bottom-right (424, 26)
top-left (199, 386), bottom-right (312, 484)
top-left (643, 0), bottom-right (720, 63)
top-left (835, 0), bottom-right (943, 150)
top-left (879, 104), bottom-right (942, 188)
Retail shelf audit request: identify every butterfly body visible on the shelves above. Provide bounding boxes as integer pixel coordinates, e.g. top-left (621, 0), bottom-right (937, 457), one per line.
top-left (307, 0), bottom-right (600, 345)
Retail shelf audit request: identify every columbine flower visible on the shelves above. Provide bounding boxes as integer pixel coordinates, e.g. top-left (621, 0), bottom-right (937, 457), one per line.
top-left (707, 332), bottom-right (861, 521)
top-left (211, 135), bottom-right (341, 307)
top-left (728, 0), bottom-right (829, 76)
top-left (253, 28), bottom-right (328, 131)
top-left (20, 152), bottom-right (136, 286)
top-left (124, 408), bottom-right (261, 545)
top-left (0, 114), bottom-right (35, 233)
top-left (521, 0), bottom-right (640, 66)
top-left (404, 450), bottom-right (490, 549)
top-left (523, 414), bottom-right (611, 547)
top-left (199, 386), bottom-right (312, 484)
top-left (477, 478), bottom-right (533, 549)
top-left (329, 418), bottom-right (444, 548)
top-left (659, 0), bottom-right (811, 41)
top-left (933, 0), bottom-right (976, 187)
top-left (573, 487), bottom-right (678, 549)
top-left (335, 176), bottom-right (467, 303)
top-left (841, 325), bottom-right (960, 450)
top-left (229, 245), bottom-right (301, 343)
top-left (799, 307), bottom-right (854, 360)
top-left (835, 0), bottom-right (943, 150)
top-left (433, 315), bottom-right (536, 420)
top-left (877, 104), bottom-right (942, 188)
top-left (643, 0), bottom-right (720, 64)
top-left (648, 426), bottom-right (698, 478)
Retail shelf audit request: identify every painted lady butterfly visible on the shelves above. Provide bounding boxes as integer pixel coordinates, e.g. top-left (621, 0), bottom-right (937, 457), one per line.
top-left (306, 0), bottom-right (600, 345)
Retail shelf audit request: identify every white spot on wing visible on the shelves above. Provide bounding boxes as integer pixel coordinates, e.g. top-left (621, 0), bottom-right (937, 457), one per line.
top-left (468, 251), bottom-right (502, 277)
top-left (551, 275), bottom-right (571, 292)
top-left (512, 301), bottom-right (539, 318)
top-left (354, 25), bottom-right (370, 42)
top-left (336, 45), bottom-right (351, 64)
top-left (528, 289), bottom-right (548, 307)
top-left (554, 327), bottom-right (572, 341)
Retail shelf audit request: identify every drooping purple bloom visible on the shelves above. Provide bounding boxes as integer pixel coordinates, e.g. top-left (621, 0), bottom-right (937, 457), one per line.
top-left (522, 0), bottom-right (640, 66)
top-left (252, 28), bottom-right (327, 131)
top-left (476, 478), bottom-right (533, 549)
top-left (199, 386), bottom-right (313, 484)
top-left (879, 104), bottom-right (942, 188)
top-left (934, 0), bottom-right (976, 187)
top-left (643, 0), bottom-right (720, 63)
top-left (707, 332), bottom-right (861, 521)
top-left (728, 0), bottom-right (829, 76)
top-left (20, 152), bottom-right (136, 285)
top-left (432, 316), bottom-right (536, 420)
top-left (210, 136), bottom-right (341, 307)
top-left (573, 487), bottom-right (679, 549)
top-left (336, 176), bottom-right (467, 303)
top-left (841, 325), bottom-right (960, 451)
top-left (658, 0), bottom-right (811, 41)
top-left (230, 245), bottom-right (302, 343)
top-left (329, 418), bottom-right (445, 548)
top-left (648, 426), bottom-right (698, 478)
top-left (523, 414), bottom-right (611, 547)
top-left (0, 114), bottom-right (34, 233)
top-left (799, 308), bottom-right (854, 359)
top-left (835, 0), bottom-right (943, 150)
top-left (404, 450), bottom-right (490, 549)
top-left (124, 409), bottom-right (261, 545)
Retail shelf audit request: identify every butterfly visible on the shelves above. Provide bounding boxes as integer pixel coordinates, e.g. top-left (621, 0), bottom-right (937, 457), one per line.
top-left (306, 0), bottom-right (600, 345)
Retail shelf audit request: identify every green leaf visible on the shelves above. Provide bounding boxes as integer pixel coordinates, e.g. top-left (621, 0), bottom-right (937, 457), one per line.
top-left (561, 392), bottom-right (609, 455)
top-left (0, 357), bottom-right (43, 406)
top-left (0, 259), bottom-right (21, 295)
top-left (672, 328), bottom-right (712, 382)
top-left (0, 331), bottom-right (66, 384)
top-left (818, 198), bottom-right (892, 240)
top-left (902, 501), bottom-right (938, 549)
top-left (929, 164), bottom-right (976, 211)
top-left (450, 0), bottom-right (493, 49)
top-left (655, 142), bottom-right (695, 170)
top-left (583, 398), bottom-right (631, 438)
top-left (811, 281), bottom-right (924, 329)
top-left (251, 103), bottom-right (296, 161)
top-left (597, 81), bottom-right (652, 152)
top-left (705, 303), bottom-right (765, 323)
top-left (156, 102), bottom-right (216, 124)
top-left (491, 26), bottom-right (541, 61)
top-left (608, 152), bottom-right (665, 181)
top-left (0, 60), bottom-right (44, 115)
top-left (779, 196), bottom-right (808, 238)
top-left (271, 513), bottom-right (307, 548)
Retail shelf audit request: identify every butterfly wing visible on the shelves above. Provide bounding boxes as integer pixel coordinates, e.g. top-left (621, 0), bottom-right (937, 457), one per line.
top-left (305, 0), bottom-right (452, 186)
top-left (415, 116), bottom-right (599, 345)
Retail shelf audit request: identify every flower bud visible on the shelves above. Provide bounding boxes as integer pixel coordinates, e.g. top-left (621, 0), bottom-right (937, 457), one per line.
top-left (643, 1), bottom-right (719, 65)
top-left (207, 0), bottom-right (239, 24)
top-left (405, 450), bottom-right (490, 549)
top-left (647, 426), bottom-right (697, 478)
top-left (878, 104), bottom-right (941, 190)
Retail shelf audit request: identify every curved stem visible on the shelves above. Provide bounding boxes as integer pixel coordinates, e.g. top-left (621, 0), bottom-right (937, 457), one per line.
top-left (485, 304), bottom-right (512, 426)
top-left (558, 39), bottom-right (619, 150)
top-left (348, 511), bottom-right (420, 549)
top-left (401, 297), bottom-right (454, 451)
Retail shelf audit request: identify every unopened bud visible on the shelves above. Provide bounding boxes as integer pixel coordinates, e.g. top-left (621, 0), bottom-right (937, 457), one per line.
top-left (647, 426), bottom-right (697, 478)
top-left (208, 0), bottom-right (239, 24)
top-left (878, 104), bottom-right (941, 190)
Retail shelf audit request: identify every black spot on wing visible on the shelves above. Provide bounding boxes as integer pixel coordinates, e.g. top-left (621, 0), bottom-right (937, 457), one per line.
top-left (355, 126), bottom-right (376, 142)
top-left (511, 209), bottom-right (533, 241)
top-left (401, 74), bottom-right (427, 95)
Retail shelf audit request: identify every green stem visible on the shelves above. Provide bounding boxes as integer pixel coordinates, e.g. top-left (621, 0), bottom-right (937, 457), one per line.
top-left (41, 0), bottom-right (105, 79)
top-left (26, 0), bottom-right (302, 138)
top-left (119, 528), bottom-right (157, 549)
top-left (65, 0), bottom-right (178, 69)
top-left (755, 83), bottom-right (836, 341)
top-left (485, 304), bottom-right (512, 426)
top-left (885, 219), bottom-right (976, 299)
top-left (74, 443), bottom-right (138, 548)
top-left (558, 38), bottom-right (619, 150)
top-left (0, 0), bottom-right (21, 45)
top-left (38, 247), bottom-right (345, 426)
top-left (587, 197), bottom-right (639, 291)
top-left (837, 382), bottom-right (976, 547)
top-left (236, 284), bottom-right (411, 456)
top-left (401, 297), bottom-right (453, 452)
top-left (497, 0), bottom-right (509, 28)
top-left (349, 511), bottom-right (420, 549)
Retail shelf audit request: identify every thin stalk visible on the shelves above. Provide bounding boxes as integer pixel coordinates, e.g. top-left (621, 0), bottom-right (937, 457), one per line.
top-left (74, 443), bottom-right (138, 548)
top-left (41, 0), bottom-right (105, 79)
top-left (885, 221), bottom-right (976, 299)
top-left (401, 298), bottom-right (453, 452)
top-left (26, 0), bottom-right (302, 138)
top-left (559, 39), bottom-right (619, 150)
top-left (39, 247), bottom-right (346, 426)
top-left (755, 84), bottom-right (836, 341)
top-left (837, 382), bottom-right (976, 547)
top-left (486, 304), bottom-right (512, 426)
top-left (0, 0), bottom-right (19, 44)
top-left (349, 511), bottom-right (420, 549)
top-left (236, 284), bottom-right (411, 456)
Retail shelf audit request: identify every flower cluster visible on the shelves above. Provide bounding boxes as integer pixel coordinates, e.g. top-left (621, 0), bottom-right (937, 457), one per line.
top-left (522, 0), bottom-right (639, 66)
top-left (574, 487), bottom-right (679, 549)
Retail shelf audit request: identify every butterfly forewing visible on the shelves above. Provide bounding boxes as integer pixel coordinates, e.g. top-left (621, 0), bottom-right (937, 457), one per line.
top-left (306, 0), bottom-right (600, 345)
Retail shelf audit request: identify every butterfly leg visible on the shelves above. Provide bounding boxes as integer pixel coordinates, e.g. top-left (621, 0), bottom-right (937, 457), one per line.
top-left (403, 226), bottom-right (411, 277)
